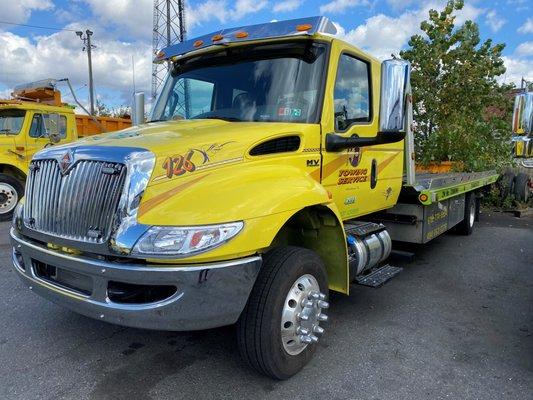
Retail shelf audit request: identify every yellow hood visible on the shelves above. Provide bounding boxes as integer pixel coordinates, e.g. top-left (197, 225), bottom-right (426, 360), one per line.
top-left (82, 119), bottom-right (312, 183)
top-left (78, 119), bottom-right (323, 225)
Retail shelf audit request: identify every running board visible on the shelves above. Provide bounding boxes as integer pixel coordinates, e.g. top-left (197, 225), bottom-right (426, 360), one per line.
top-left (355, 264), bottom-right (403, 288)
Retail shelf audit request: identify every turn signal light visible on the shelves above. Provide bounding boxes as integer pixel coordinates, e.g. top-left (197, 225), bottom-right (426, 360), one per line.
top-left (296, 24), bottom-right (312, 32)
top-left (419, 193), bottom-right (429, 202)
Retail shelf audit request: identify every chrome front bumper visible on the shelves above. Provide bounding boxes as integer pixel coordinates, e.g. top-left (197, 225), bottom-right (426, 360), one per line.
top-left (10, 228), bottom-right (261, 331)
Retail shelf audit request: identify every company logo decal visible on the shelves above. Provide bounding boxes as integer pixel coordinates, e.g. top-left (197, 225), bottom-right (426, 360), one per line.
top-left (163, 149), bottom-right (200, 178)
top-left (58, 149), bottom-right (74, 174)
top-left (337, 168), bottom-right (368, 185)
top-left (161, 142), bottom-right (233, 179)
top-left (347, 147), bottom-right (361, 167)
top-left (344, 196), bottom-right (356, 205)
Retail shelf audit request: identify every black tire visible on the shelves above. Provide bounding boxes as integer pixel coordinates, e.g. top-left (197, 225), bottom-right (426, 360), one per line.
top-left (0, 173), bottom-right (24, 221)
top-left (498, 170), bottom-right (515, 203)
top-left (237, 246), bottom-right (328, 380)
top-left (456, 193), bottom-right (476, 235)
top-left (513, 173), bottom-right (530, 203)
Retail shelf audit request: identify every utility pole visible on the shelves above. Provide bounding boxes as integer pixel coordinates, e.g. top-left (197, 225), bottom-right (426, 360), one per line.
top-left (76, 29), bottom-right (96, 115)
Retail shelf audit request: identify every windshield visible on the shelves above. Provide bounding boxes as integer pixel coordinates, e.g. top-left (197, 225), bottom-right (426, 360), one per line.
top-left (150, 41), bottom-right (328, 123)
top-left (0, 109), bottom-right (26, 135)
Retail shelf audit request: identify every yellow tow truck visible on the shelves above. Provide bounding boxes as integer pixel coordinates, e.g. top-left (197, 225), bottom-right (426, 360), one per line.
top-left (0, 79), bottom-right (131, 220)
top-left (509, 90), bottom-right (533, 202)
top-left (11, 17), bottom-right (500, 379)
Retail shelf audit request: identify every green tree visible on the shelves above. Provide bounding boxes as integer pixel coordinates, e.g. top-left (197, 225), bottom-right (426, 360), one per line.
top-left (95, 99), bottom-right (131, 119)
top-left (400, 0), bottom-right (514, 171)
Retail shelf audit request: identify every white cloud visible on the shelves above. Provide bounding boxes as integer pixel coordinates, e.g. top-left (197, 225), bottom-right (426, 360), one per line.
top-left (0, 28), bottom-right (152, 105)
top-left (273, 0), bottom-right (303, 13)
top-left (515, 41), bottom-right (533, 57)
top-left (0, 0), bottom-right (54, 26)
top-left (0, 89), bottom-right (12, 99)
top-left (320, 0), bottom-right (369, 15)
top-left (81, 0), bottom-right (153, 39)
top-left (386, 0), bottom-right (416, 10)
top-left (501, 56), bottom-right (533, 86)
top-left (518, 17), bottom-right (533, 34)
top-left (187, 0), bottom-right (268, 31)
top-left (485, 9), bottom-right (506, 33)
top-left (334, 2), bottom-right (482, 60)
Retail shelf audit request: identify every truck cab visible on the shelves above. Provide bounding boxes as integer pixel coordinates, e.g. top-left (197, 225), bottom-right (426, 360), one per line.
top-left (10, 16), bottom-right (498, 379)
top-left (0, 80), bottom-right (131, 220)
top-left (510, 91), bottom-right (533, 202)
top-left (0, 101), bottom-right (76, 218)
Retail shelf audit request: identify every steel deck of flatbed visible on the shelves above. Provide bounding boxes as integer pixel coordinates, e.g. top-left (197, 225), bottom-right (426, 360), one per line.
top-left (402, 170), bottom-right (499, 205)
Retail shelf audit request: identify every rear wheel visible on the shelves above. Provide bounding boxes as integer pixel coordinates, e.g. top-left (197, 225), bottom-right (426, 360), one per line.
top-left (456, 193), bottom-right (476, 235)
top-left (498, 170), bottom-right (515, 204)
top-left (0, 174), bottom-right (24, 221)
top-left (513, 173), bottom-right (530, 203)
top-left (237, 246), bottom-right (329, 380)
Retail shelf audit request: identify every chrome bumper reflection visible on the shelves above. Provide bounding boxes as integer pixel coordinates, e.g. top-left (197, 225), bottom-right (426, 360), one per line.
top-left (11, 228), bottom-right (261, 331)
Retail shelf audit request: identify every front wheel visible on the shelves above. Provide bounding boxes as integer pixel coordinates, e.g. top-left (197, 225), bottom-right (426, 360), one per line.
top-left (0, 173), bottom-right (24, 221)
top-left (237, 246), bottom-right (329, 380)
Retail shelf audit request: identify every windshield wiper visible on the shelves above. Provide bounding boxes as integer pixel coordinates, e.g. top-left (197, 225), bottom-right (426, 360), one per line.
top-left (194, 115), bottom-right (242, 122)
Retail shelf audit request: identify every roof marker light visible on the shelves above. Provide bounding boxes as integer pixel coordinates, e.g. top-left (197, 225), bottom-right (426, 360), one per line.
top-left (296, 24), bottom-right (313, 32)
top-left (212, 34), bottom-right (224, 41)
top-left (235, 31), bottom-right (249, 39)
top-left (156, 50), bottom-right (165, 58)
top-left (193, 40), bottom-right (204, 47)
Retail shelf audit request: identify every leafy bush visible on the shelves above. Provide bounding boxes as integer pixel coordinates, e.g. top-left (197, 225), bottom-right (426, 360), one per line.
top-left (400, 0), bottom-right (514, 172)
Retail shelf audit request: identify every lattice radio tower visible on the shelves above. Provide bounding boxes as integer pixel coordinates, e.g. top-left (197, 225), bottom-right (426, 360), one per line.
top-left (152, 0), bottom-right (188, 113)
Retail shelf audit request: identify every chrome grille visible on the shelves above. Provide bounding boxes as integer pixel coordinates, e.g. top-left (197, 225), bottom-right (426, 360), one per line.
top-left (24, 159), bottom-right (126, 243)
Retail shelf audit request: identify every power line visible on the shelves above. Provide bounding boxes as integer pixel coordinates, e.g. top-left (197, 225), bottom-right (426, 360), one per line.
top-left (0, 20), bottom-right (78, 32)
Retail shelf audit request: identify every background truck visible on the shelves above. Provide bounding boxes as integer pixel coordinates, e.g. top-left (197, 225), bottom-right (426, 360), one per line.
top-left (507, 89), bottom-right (533, 202)
top-left (11, 17), bottom-right (500, 380)
top-left (0, 79), bottom-right (131, 220)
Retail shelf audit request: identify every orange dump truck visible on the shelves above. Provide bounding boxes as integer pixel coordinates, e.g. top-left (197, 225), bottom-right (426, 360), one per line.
top-left (0, 80), bottom-right (131, 220)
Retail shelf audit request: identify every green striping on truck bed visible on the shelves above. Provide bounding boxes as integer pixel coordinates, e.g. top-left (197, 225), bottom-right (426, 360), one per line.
top-left (405, 171), bottom-right (499, 205)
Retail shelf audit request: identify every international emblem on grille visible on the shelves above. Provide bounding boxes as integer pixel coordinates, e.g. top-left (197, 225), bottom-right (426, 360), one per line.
top-left (58, 150), bottom-right (73, 175)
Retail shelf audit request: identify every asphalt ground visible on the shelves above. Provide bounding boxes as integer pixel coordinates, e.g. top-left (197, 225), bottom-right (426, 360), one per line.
top-left (0, 212), bottom-right (531, 400)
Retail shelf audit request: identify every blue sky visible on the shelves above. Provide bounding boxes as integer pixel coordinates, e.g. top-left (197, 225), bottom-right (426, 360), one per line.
top-left (1, 0), bottom-right (531, 111)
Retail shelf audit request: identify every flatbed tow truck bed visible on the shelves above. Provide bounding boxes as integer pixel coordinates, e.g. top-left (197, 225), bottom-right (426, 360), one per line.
top-left (373, 171), bottom-right (499, 243)
top-left (400, 170), bottom-right (498, 205)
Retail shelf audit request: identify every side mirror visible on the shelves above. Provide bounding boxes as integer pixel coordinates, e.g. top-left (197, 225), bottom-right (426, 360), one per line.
top-left (133, 92), bottom-right (145, 125)
top-left (42, 113), bottom-right (60, 139)
top-left (379, 59), bottom-right (411, 133)
top-left (326, 59), bottom-right (410, 152)
top-left (49, 133), bottom-right (61, 144)
top-left (513, 92), bottom-right (533, 136)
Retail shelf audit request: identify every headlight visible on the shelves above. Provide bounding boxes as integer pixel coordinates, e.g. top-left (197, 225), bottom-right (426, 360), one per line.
top-left (131, 222), bottom-right (244, 257)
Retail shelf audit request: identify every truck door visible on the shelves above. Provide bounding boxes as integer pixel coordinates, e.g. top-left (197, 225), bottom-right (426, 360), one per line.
top-left (25, 112), bottom-right (69, 161)
top-left (320, 49), bottom-right (403, 220)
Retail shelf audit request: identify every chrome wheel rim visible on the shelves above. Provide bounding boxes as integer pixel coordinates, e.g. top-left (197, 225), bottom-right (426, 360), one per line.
top-left (0, 183), bottom-right (18, 214)
top-left (281, 274), bottom-right (328, 356)
top-left (469, 200), bottom-right (475, 227)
